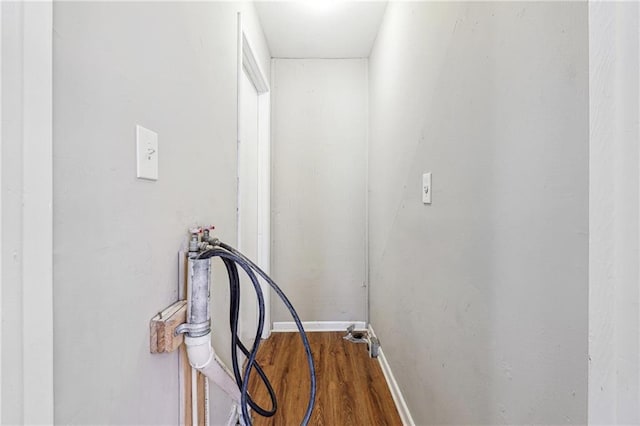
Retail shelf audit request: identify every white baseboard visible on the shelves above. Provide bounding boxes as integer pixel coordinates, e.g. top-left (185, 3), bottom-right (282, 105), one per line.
top-left (272, 320), bottom-right (367, 332)
top-left (368, 325), bottom-right (416, 426)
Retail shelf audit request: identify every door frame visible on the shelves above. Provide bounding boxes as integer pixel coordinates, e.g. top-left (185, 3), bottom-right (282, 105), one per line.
top-left (237, 13), bottom-right (271, 339)
top-left (0, 1), bottom-right (54, 422)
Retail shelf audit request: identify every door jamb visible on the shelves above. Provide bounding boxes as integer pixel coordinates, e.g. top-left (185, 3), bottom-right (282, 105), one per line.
top-left (0, 1), bottom-right (54, 422)
top-left (237, 13), bottom-right (271, 339)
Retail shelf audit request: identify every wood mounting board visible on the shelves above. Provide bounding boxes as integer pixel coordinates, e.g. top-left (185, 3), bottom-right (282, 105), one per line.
top-left (149, 300), bottom-right (187, 353)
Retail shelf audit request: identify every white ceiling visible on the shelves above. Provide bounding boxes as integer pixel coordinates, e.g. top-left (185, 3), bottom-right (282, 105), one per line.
top-left (255, 1), bottom-right (388, 58)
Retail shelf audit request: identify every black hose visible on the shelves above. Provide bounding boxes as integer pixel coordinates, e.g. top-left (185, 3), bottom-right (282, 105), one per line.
top-left (218, 242), bottom-right (316, 426)
top-left (196, 243), bottom-right (316, 426)
top-left (221, 257), bottom-right (277, 417)
top-left (196, 248), bottom-right (266, 424)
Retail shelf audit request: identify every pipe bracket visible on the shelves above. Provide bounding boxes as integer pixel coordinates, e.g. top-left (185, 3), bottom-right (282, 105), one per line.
top-left (175, 321), bottom-right (210, 337)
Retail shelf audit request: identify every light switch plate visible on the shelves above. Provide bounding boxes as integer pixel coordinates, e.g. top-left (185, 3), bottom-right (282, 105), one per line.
top-left (422, 172), bottom-right (432, 204)
top-left (136, 125), bottom-right (158, 180)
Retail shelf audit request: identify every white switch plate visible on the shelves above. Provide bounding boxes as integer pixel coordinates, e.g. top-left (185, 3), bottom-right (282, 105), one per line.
top-left (422, 172), bottom-right (432, 204)
top-left (136, 125), bottom-right (158, 180)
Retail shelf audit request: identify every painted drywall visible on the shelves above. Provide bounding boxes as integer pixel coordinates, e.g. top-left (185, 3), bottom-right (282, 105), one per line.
top-left (271, 59), bottom-right (367, 323)
top-left (368, 2), bottom-right (588, 424)
top-left (53, 2), bottom-right (269, 424)
top-left (588, 2), bottom-right (640, 423)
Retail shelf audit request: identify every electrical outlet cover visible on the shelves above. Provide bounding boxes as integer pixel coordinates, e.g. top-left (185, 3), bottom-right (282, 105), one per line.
top-left (136, 125), bottom-right (158, 180)
top-left (422, 172), bottom-right (432, 204)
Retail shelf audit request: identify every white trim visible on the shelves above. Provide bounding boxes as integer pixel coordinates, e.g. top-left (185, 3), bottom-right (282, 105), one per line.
top-left (21, 1), bottom-right (54, 421)
top-left (0, 1), bottom-right (53, 422)
top-left (256, 91), bottom-right (271, 339)
top-left (256, 92), bottom-right (270, 272)
top-left (21, 2), bottom-right (54, 423)
top-left (364, 59), bottom-right (370, 327)
top-left (0, 2), bottom-right (4, 420)
top-left (237, 13), bottom-right (271, 340)
top-left (242, 34), bottom-right (269, 94)
top-left (637, 5), bottom-right (640, 416)
top-left (368, 326), bottom-right (415, 426)
top-left (272, 321), bottom-right (367, 332)
top-left (236, 12), bottom-right (242, 269)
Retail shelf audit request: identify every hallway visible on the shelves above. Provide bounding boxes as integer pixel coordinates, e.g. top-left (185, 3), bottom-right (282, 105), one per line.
top-left (2, 1), bottom-right (639, 424)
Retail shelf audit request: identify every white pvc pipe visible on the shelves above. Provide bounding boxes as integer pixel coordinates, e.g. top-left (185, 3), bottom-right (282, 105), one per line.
top-left (191, 368), bottom-right (198, 426)
top-left (184, 333), bottom-right (241, 404)
top-left (204, 379), bottom-right (210, 426)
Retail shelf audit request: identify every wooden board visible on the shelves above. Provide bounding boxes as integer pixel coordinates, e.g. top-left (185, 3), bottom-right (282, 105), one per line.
top-left (176, 252), bottom-right (208, 425)
top-left (181, 345), bottom-right (193, 426)
top-left (197, 370), bottom-right (207, 425)
top-left (149, 300), bottom-right (187, 353)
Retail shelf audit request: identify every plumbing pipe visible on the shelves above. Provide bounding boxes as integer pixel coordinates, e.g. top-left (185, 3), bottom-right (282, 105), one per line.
top-left (191, 368), bottom-right (198, 426)
top-left (184, 333), bottom-right (241, 404)
top-left (186, 259), bottom-right (210, 336)
top-left (177, 257), bottom-right (244, 424)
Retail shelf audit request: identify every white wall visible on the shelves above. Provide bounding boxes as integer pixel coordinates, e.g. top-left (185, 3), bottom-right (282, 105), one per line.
top-left (53, 2), bottom-right (269, 424)
top-left (271, 59), bottom-right (367, 323)
top-left (588, 2), bottom-right (640, 423)
top-left (368, 2), bottom-right (588, 424)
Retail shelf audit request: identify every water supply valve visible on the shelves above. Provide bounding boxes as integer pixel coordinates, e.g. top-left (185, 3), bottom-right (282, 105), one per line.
top-left (202, 225), bottom-right (216, 244)
top-left (188, 227), bottom-right (201, 254)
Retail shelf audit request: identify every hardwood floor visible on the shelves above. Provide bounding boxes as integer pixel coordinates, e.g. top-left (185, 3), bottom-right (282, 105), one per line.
top-left (247, 331), bottom-right (402, 425)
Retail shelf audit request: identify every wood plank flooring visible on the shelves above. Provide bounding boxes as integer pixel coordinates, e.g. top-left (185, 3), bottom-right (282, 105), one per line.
top-left (247, 331), bottom-right (402, 425)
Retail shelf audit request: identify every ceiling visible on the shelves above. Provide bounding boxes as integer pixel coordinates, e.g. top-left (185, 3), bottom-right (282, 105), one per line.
top-left (254, 1), bottom-right (388, 58)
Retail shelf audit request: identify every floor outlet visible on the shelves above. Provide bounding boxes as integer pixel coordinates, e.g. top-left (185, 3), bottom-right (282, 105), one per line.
top-left (343, 324), bottom-right (379, 358)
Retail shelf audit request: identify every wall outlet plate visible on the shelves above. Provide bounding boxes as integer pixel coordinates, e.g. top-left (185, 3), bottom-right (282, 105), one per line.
top-left (136, 125), bottom-right (158, 181)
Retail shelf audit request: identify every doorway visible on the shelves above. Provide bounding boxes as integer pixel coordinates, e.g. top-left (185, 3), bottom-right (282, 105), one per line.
top-left (237, 17), bottom-right (271, 341)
